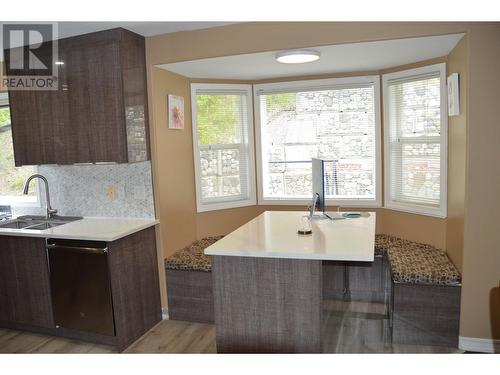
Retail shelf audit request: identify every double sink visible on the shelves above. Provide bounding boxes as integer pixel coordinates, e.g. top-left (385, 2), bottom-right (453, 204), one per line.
top-left (0, 215), bottom-right (82, 231)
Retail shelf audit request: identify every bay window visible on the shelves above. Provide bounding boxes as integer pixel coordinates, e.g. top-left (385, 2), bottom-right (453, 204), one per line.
top-left (254, 76), bottom-right (381, 206)
top-left (382, 63), bottom-right (447, 218)
top-left (191, 84), bottom-right (256, 212)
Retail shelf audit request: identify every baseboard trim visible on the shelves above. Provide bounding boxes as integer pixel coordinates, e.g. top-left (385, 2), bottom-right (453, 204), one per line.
top-left (459, 336), bottom-right (500, 353)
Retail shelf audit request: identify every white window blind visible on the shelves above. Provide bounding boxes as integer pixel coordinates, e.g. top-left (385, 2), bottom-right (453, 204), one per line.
top-left (254, 76), bottom-right (381, 206)
top-left (191, 84), bottom-right (256, 212)
top-left (383, 64), bottom-right (447, 218)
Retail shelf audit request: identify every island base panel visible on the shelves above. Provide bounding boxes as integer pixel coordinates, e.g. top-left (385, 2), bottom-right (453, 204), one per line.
top-left (212, 256), bottom-right (322, 353)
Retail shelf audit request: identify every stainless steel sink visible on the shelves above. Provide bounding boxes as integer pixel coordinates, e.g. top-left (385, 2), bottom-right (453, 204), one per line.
top-left (0, 216), bottom-right (82, 231)
top-left (0, 220), bottom-right (36, 229)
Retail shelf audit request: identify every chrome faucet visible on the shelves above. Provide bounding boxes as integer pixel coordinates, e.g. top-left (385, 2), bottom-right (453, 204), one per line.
top-left (23, 174), bottom-right (58, 220)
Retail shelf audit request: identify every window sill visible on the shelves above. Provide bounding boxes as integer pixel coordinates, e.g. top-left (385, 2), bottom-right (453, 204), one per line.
top-left (196, 197), bottom-right (257, 213)
top-left (258, 198), bottom-right (382, 208)
top-left (384, 202), bottom-right (447, 219)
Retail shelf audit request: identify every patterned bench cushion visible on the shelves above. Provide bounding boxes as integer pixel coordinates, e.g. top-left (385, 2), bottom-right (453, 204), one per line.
top-left (165, 236), bottom-right (223, 272)
top-left (166, 234), bottom-right (461, 286)
top-left (387, 244), bottom-right (461, 286)
top-left (374, 234), bottom-right (436, 254)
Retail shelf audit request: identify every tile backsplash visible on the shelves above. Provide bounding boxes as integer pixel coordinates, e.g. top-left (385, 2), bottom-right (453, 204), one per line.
top-left (12, 161), bottom-right (155, 218)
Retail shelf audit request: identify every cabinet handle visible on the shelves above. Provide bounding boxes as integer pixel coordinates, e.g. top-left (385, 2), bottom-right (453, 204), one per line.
top-left (46, 243), bottom-right (108, 254)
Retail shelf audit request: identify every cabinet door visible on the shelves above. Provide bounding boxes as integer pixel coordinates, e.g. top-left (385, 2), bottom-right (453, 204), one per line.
top-left (0, 242), bottom-right (15, 321)
top-left (0, 236), bottom-right (54, 328)
top-left (85, 42), bottom-right (127, 163)
top-left (60, 41), bottom-right (127, 163)
top-left (8, 89), bottom-right (45, 166)
top-left (7, 41), bottom-right (68, 166)
top-left (57, 44), bottom-right (93, 163)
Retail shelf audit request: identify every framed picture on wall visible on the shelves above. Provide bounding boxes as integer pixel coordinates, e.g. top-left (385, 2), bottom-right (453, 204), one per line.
top-left (447, 73), bottom-right (460, 116)
top-left (168, 94), bottom-right (185, 129)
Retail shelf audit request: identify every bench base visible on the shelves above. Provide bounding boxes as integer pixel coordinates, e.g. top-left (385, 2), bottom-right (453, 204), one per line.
top-left (392, 282), bottom-right (461, 347)
top-left (323, 255), bottom-right (391, 306)
top-left (166, 269), bottom-right (214, 324)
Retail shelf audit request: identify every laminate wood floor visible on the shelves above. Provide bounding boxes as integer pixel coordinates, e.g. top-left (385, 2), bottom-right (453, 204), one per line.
top-left (0, 301), bottom-right (463, 354)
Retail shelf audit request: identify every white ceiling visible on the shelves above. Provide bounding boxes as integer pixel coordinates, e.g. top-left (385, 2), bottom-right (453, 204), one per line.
top-left (157, 33), bottom-right (465, 80)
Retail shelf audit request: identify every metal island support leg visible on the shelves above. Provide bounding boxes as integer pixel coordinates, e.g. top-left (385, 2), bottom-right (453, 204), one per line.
top-left (212, 255), bottom-right (323, 353)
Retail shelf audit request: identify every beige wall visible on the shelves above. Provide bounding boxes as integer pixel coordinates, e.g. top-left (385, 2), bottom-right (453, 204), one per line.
top-left (146, 68), bottom-right (198, 308)
top-left (460, 23), bottom-right (500, 341)
top-left (146, 22), bottom-right (500, 342)
top-left (446, 36), bottom-right (468, 273)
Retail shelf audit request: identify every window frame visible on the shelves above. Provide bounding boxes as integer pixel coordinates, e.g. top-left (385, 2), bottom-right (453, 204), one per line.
top-left (382, 63), bottom-right (448, 218)
top-left (190, 83), bottom-right (257, 213)
top-left (0, 92), bottom-right (40, 208)
top-left (253, 76), bottom-right (382, 207)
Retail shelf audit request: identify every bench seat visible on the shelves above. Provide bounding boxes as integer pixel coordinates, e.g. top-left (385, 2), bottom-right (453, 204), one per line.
top-left (374, 234), bottom-right (436, 254)
top-left (381, 236), bottom-right (462, 347)
top-left (165, 236), bottom-right (223, 272)
top-left (164, 236), bottom-right (223, 323)
top-left (387, 245), bottom-right (461, 286)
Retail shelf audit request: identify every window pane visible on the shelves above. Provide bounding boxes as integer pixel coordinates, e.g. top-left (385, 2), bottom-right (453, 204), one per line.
top-left (199, 146), bottom-right (242, 199)
top-left (260, 85), bottom-right (377, 200)
top-left (196, 94), bottom-right (243, 145)
top-left (0, 106), bottom-right (36, 201)
top-left (398, 77), bottom-right (441, 138)
top-left (194, 90), bottom-right (251, 206)
top-left (386, 71), bottom-right (444, 210)
top-left (389, 141), bottom-right (441, 204)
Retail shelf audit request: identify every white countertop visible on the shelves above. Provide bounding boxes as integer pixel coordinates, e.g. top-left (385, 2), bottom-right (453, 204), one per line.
top-left (0, 217), bottom-right (159, 242)
top-left (205, 211), bottom-right (376, 261)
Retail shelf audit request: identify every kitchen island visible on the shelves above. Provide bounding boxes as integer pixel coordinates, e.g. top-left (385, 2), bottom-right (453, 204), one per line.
top-left (205, 210), bottom-right (376, 353)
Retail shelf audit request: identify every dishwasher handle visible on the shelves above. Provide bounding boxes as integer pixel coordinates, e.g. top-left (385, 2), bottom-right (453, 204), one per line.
top-left (46, 243), bottom-right (108, 254)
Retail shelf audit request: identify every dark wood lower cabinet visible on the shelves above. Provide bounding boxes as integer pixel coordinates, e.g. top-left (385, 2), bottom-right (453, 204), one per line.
top-left (0, 227), bottom-right (161, 351)
top-left (0, 236), bottom-right (54, 329)
top-left (107, 227), bottom-right (162, 350)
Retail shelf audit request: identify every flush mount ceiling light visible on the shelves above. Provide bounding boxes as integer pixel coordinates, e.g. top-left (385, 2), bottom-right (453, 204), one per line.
top-left (275, 49), bottom-right (321, 64)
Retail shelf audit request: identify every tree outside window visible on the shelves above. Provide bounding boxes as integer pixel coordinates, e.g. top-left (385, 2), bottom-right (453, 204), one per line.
top-left (0, 103), bottom-right (36, 203)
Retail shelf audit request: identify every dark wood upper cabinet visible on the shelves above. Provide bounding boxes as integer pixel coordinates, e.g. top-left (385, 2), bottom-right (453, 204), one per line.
top-left (6, 28), bottom-right (150, 166)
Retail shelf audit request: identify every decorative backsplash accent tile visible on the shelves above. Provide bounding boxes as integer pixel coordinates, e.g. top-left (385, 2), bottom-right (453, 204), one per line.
top-left (126, 104), bottom-right (148, 162)
top-left (13, 161), bottom-right (155, 218)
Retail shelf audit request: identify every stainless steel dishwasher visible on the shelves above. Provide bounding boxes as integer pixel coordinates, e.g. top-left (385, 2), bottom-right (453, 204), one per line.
top-left (47, 239), bottom-right (115, 336)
